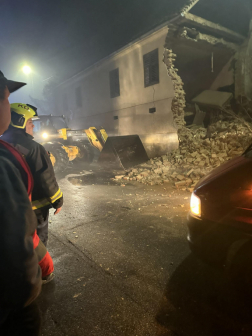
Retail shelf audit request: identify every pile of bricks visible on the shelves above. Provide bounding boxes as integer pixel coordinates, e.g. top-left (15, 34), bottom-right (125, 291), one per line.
top-left (113, 118), bottom-right (252, 191)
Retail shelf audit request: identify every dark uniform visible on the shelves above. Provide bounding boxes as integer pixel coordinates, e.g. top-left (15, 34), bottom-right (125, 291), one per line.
top-left (2, 126), bottom-right (63, 246)
top-left (0, 141), bottom-right (42, 335)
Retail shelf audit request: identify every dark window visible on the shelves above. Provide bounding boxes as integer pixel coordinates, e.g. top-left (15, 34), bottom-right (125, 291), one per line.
top-left (143, 48), bottom-right (159, 87)
top-left (109, 68), bottom-right (120, 98)
top-left (149, 107), bottom-right (156, 113)
top-left (75, 86), bottom-right (82, 107)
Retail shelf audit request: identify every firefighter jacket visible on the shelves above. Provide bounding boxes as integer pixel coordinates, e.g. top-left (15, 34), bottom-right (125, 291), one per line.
top-left (0, 141), bottom-right (41, 316)
top-left (1, 126), bottom-right (63, 212)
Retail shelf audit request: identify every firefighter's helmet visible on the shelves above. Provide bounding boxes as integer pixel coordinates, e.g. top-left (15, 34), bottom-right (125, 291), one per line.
top-left (10, 103), bottom-right (39, 129)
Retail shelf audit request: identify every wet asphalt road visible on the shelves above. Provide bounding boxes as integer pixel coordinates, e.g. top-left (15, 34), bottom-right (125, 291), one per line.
top-left (37, 164), bottom-right (252, 336)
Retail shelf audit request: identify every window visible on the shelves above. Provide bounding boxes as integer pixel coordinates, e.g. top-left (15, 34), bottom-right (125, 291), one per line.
top-left (143, 48), bottom-right (159, 87)
top-left (75, 86), bottom-right (82, 107)
top-left (109, 68), bottom-right (120, 98)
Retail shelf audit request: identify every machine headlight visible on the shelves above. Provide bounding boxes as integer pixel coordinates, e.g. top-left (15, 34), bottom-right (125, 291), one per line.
top-left (42, 132), bottom-right (49, 139)
top-left (190, 193), bottom-right (201, 217)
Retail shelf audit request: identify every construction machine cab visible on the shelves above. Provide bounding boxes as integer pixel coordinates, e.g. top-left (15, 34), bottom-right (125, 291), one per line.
top-left (33, 115), bottom-right (68, 141)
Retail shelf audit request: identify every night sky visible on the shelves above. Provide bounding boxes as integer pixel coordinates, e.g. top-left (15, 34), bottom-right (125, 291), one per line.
top-left (0, 0), bottom-right (251, 102)
top-left (0, 0), bottom-right (185, 81)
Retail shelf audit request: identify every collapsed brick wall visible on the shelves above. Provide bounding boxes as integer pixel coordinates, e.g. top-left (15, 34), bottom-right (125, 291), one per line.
top-left (113, 21), bottom-right (252, 190)
top-left (163, 47), bottom-right (186, 132)
top-left (114, 36), bottom-right (252, 190)
top-left (163, 36), bottom-right (195, 150)
top-left (163, 34), bottom-right (195, 160)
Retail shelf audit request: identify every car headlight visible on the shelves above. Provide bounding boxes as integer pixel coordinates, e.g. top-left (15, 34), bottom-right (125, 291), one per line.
top-left (190, 193), bottom-right (201, 217)
top-left (42, 132), bottom-right (48, 139)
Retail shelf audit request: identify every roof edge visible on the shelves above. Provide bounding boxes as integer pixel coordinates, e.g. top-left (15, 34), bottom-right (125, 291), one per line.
top-left (57, 1), bottom-right (202, 89)
top-left (57, 14), bottom-right (181, 89)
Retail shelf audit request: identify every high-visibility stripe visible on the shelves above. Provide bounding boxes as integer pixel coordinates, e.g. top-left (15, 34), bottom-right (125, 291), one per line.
top-left (51, 191), bottom-right (63, 202)
top-left (50, 188), bottom-right (63, 203)
top-left (50, 188), bottom-right (61, 201)
top-left (32, 188), bottom-right (63, 210)
top-left (32, 199), bottom-right (51, 210)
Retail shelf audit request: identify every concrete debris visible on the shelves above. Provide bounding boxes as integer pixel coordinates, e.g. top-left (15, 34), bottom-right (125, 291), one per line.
top-left (115, 175), bottom-right (125, 180)
top-left (112, 117), bottom-right (252, 190)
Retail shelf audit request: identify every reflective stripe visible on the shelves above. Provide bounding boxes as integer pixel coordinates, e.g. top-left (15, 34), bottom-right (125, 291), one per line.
top-left (50, 188), bottom-right (63, 203)
top-left (52, 191), bottom-right (63, 202)
top-left (32, 188), bottom-right (63, 210)
top-left (32, 199), bottom-right (51, 210)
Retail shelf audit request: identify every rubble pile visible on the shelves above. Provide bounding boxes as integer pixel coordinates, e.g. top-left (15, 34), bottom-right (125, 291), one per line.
top-left (114, 118), bottom-right (252, 191)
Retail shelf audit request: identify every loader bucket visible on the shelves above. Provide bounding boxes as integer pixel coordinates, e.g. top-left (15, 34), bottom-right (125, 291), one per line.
top-left (98, 135), bottom-right (149, 170)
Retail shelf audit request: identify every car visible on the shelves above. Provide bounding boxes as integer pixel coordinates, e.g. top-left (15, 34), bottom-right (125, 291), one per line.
top-left (187, 144), bottom-right (252, 275)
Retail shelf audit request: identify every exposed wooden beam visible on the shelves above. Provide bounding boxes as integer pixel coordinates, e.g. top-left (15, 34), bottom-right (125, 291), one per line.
top-left (180, 13), bottom-right (245, 44)
top-left (178, 26), bottom-right (239, 51)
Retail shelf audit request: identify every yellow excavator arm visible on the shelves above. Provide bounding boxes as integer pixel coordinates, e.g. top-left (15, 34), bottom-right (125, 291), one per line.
top-left (84, 127), bottom-right (108, 152)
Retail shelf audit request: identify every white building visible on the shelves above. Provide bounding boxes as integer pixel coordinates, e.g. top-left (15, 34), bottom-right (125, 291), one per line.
top-left (54, 0), bottom-right (251, 158)
top-left (55, 24), bottom-right (177, 158)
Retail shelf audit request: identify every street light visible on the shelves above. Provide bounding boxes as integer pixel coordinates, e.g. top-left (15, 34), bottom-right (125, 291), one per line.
top-left (22, 65), bottom-right (31, 75)
top-left (22, 65), bottom-right (34, 93)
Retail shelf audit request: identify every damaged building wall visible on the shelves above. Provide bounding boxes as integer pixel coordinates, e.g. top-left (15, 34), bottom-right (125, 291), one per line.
top-left (245, 22), bottom-right (252, 98)
top-left (113, 0), bottom-right (252, 187)
top-left (161, 15), bottom-right (240, 146)
top-left (163, 44), bottom-right (186, 142)
top-left (114, 22), bottom-right (252, 188)
top-left (210, 58), bottom-right (234, 91)
top-left (54, 1), bottom-right (250, 161)
top-left (235, 19), bottom-right (252, 99)
top-left (165, 25), bottom-right (237, 101)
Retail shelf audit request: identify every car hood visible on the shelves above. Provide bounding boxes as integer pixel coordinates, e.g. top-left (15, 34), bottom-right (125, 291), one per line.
top-left (194, 154), bottom-right (252, 221)
top-left (195, 156), bottom-right (247, 189)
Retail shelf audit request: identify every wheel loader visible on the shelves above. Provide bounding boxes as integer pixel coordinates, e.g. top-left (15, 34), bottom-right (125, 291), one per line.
top-left (33, 115), bottom-right (149, 173)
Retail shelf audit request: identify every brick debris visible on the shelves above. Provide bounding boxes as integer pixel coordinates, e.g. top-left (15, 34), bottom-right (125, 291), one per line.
top-left (113, 116), bottom-right (252, 191)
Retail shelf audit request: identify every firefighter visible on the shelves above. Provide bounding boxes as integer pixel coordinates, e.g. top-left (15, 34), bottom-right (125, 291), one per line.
top-left (0, 71), bottom-right (41, 335)
top-left (2, 103), bottom-right (63, 247)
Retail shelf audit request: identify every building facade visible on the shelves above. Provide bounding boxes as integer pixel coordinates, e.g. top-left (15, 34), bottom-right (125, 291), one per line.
top-left (54, 0), bottom-right (251, 158)
top-left (55, 26), bottom-right (178, 158)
